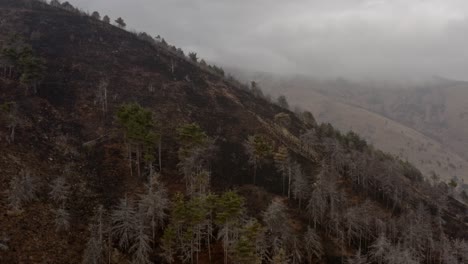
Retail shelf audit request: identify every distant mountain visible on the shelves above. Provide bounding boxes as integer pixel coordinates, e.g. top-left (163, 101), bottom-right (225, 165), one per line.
top-left (241, 72), bottom-right (468, 184)
top-left (0, 1), bottom-right (467, 263)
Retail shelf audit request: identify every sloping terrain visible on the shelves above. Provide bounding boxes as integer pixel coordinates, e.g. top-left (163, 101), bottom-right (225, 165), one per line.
top-left (249, 74), bottom-right (468, 184)
top-left (0, 1), bottom-right (467, 264)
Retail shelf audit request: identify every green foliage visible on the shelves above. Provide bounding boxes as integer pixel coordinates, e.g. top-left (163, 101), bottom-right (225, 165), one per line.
top-left (214, 191), bottom-right (245, 225)
top-left (344, 131), bottom-right (367, 151)
top-left (1, 38), bottom-right (46, 87)
top-left (117, 103), bottom-right (159, 146)
top-left (233, 219), bottom-right (265, 264)
top-left (176, 123), bottom-right (208, 159)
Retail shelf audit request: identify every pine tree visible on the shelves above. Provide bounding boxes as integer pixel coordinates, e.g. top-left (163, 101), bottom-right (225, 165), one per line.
top-left (244, 134), bottom-right (273, 185)
top-left (111, 196), bottom-right (138, 250)
top-left (215, 191), bottom-right (245, 264)
top-left (103, 15), bottom-right (110, 23)
top-left (91, 11), bottom-right (100, 20)
top-left (115, 17), bottom-right (126, 28)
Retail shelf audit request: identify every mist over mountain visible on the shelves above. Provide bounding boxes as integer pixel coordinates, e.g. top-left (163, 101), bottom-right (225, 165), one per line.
top-left (70, 0), bottom-right (468, 81)
top-left (1, 1), bottom-right (467, 264)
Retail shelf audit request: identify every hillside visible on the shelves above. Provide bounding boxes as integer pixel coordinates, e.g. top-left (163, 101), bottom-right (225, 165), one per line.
top-left (246, 73), bottom-right (468, 185)
top-left (0, 1), bottom-right (467, 264)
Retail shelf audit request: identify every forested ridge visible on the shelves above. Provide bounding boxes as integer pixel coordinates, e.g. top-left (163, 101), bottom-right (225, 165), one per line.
top-left (0, 1), bottom-right (467, 264)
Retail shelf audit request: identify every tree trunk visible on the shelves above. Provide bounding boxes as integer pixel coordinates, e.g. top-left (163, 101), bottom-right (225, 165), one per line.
top-left (158, 136), bottom-right (162, 173)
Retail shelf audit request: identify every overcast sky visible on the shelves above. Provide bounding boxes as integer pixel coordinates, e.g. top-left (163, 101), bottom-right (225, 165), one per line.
top-left (69, 0), bottom-right (468, 81)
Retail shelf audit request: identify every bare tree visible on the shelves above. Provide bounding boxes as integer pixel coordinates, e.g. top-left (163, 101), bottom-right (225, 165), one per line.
top-left (7, 169), bottom-right (39, 211)
top-left (346, 249), bottom-right (368, 264)
top-left (291, 163), bottom-right (308, 208)
top-left (111, 195), bottom-right (138, 250)
top-left (304, 226), bottom-right (322, 263)
top-left (368, 233), bottom-right (390, 264)
top-left (49, 176), bottom-right (70, 206)
top-left (130, 211), bottom-right (152, 264)
top-left (82, 205), bottom-right (107, 264)
top-left (138, 176), bottom-right (169, 241)
top-left (53, 207), bottom-right (70, 232)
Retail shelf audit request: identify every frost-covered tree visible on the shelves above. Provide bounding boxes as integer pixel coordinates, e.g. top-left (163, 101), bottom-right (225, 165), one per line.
top-left (82, 205), bottom-right (107, 264)
top-left (7, 169), bottom-right (39, 210)
top-left (263, 200), bottom-right (292, 256)
top-left (306, 188), bottom-right (326, 229)
top-left (130, 211), bottom-right (152, 264)
top-left (111, 196), bottom-right (138, 250)
top-left (346, 249), bottom-right (368, 264)
top-left (274, 146), bottom-right (292, 197)
top-left (53, 207), bottom-right (70, 232)
top-left (138, 176), bottom-right (169, 241)
top-left (304, 226), bottom-right (322, 263)
top-left (368, 233), bottom-right (390, 264)
top-left (291, 163), bottom-right (308, 208)
top-left (49, 176), bottom-right (70, 206)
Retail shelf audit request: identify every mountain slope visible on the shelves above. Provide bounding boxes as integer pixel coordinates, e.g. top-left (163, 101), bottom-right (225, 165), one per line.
top-left (248, 73), bottom-right (468, 183)
top-left (0, 1), bottom-right (467, 264)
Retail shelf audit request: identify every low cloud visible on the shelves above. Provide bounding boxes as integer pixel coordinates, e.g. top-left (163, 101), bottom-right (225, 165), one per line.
top-left (70, 0), bottom-right (468, 80)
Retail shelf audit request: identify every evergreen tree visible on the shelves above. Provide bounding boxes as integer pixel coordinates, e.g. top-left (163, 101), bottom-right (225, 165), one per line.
top-left (115, 17), bottom-right (126, 28)
top-left (244, 134), bottom-right (273, 185)
top-left (215, 191), bottom-right (245, 264)
top-left (103, 15), bottom-right (110, 23)
top-left (91, 11), bottom-right (100, 20)
top-left (188, 52), bottom-right (198, 62)
top-left (117, 103), bottom-right (159, 178)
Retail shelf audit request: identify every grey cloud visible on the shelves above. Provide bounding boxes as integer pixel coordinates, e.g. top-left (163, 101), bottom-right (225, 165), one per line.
top-left (69, 0), bottom-right (468, 80)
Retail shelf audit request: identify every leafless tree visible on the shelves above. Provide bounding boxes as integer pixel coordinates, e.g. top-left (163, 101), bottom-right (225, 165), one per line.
top-left (7, 169), bottom-right (39, 211)
top-left (368, 233), bottom-right (390, 264)
top-left (130, 211), bottom-right (152, 264)
top-left (304, 226), bottom-right (322, 263)
top-left (291, 163), bottom-right (308, 208)
top-left (49, 176), bottom-right (70, 206)
top-left (138, 176), bottom-right (169, 241)
top-left (346, 249), bottom-right (368, 264)
top-left (111, 195), bottom-right (138, 250)
top-left (53, 207), bottom-right (70, 232)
